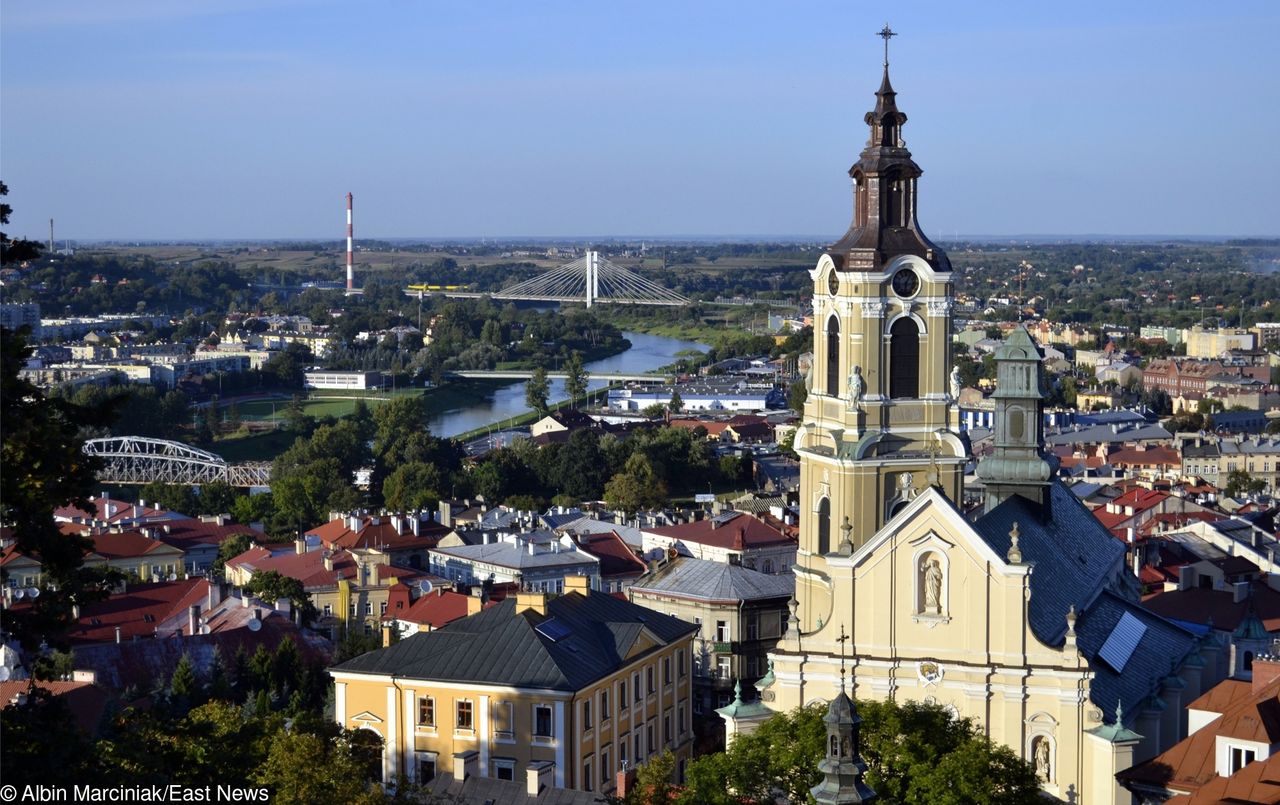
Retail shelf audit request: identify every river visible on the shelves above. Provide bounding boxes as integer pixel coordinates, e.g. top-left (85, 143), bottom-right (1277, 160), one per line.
top-left (426, 331), bottom-right (710, 438)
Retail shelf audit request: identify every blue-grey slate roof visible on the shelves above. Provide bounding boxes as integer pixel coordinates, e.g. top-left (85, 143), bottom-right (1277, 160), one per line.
top-left (330, 590), bottom-right (697, 691)
top-left (972, 482), bottom-right (1199, 732)
top-left (1073, 590), bottom-right (1199, 729)
top-left (973, 482), bottom-right (1125, 646)
top-left (629, 557), bottom-right (795, 603)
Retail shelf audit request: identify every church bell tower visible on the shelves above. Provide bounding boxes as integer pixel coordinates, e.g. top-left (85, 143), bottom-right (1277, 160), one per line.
top-left (791, 30), bottom-right (966, 635)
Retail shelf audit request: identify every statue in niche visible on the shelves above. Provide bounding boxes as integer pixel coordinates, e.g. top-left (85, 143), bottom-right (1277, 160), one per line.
top-left (949, 364), bottom-right (962, 400)
top-left (1033, 736), bottom-right (1051, 782)
top-left (922, 556), bottom-right (943, 614)
top-left (898, 472), bottom-right (917, 500)
top-left (846, 365), bottom-right (864, 410)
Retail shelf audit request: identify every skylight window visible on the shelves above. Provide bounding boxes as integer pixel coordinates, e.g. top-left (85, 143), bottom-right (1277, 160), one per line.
top-left (1097, 611), bottom-right (1147, 673)
top-left (535, 617), bottom-right (572, 642)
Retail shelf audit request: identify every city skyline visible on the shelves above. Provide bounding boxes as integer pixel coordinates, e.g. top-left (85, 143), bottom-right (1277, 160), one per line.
top-left (2, 0), bottom-right (1278, 240)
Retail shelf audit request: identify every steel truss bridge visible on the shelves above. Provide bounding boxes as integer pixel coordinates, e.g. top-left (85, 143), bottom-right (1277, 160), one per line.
top-left (404, 251), bottom-right (690, 307)
top-left (83, 436), bottom-right (271, 488)
top-left (450, 370), bottom-right (668, 383)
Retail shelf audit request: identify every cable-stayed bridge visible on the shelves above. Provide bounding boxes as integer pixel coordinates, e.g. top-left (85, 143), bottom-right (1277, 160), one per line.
top-left (404, 251), bottom-right (690, 307)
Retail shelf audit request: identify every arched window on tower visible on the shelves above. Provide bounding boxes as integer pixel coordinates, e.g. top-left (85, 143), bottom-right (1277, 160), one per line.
top-left (817, 498), bottom-right (831, 555)
top-left (886, 180), bottom-right (904, 227)
top-left (889, 317), bottom-right (919, 399)
top-left (826, 317), bottom-right (840, 396)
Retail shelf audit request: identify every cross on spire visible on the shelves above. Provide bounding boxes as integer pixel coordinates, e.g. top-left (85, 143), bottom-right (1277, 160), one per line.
top-left (877, 23), bottom-right (897, 68)
top-left (836, 624), bottom-right (850, 690)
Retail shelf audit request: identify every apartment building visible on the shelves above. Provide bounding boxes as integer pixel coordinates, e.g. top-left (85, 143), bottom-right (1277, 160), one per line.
top-left (329, 576), bottom-right (698, 795)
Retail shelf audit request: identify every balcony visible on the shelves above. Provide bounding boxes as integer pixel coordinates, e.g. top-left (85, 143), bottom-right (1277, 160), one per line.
top-left (712, 641), bottom-right (736, 653)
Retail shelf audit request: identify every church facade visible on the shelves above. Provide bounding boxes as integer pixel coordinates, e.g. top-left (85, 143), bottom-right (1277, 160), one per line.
top-left (732, 60), bottom-right (1226, 804)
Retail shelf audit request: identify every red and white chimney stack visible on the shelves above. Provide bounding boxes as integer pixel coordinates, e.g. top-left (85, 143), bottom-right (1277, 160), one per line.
top-left (345, 192), bottom-right (354, 292)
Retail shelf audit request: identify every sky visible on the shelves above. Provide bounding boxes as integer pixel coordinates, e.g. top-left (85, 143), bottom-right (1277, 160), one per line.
top-left (2, 1), bottom-right (1278, 240)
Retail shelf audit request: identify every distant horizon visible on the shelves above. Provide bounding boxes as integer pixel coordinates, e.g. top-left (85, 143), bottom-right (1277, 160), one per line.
top-left (58, 233), bottom-right (1279, 247)
top-left (3, 2), bottom-right (1277, 241)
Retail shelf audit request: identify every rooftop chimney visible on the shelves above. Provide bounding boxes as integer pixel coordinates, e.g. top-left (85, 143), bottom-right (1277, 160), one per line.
top-left (527, 760), bottom-right (555, 797)
top-left (295, 538), bottom-right (307, 555)
top-left (564, 575), bottom-right (590, 596)
top-left (188, 604), bottom-right (200, 636)
top-left (516, 590), bottom-right (547, 616)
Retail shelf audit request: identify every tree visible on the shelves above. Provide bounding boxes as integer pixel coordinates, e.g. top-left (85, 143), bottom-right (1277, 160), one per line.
top-left (525, 365), bottom-right (550, 416)
top-left (212, 532), bottom-right (255, 580)
top-left (382, 461), bottom-right (442, 512)
top-left (242, 570), bottom-right (314, 623)
top-left (626, 749), bottom-right (677, 805)
top-left (604, 453), bottom-right (668, 516)
top-left (1, 181), bottom-right (43, 264)
top-left (1225, 469), bottom-right (1266, 498)
top-left (1, 327), bottom-right (111, 651)
top-left (680, 699), bottom-right (1040, 805)
top-left (788, 381), bottom-right (807, 414)
top-left (564, 350), bottom-right (589, 406)
top-left (170, 652), bottom-right (201, 714)
top-left (668, 388), bottom-right (683, 413)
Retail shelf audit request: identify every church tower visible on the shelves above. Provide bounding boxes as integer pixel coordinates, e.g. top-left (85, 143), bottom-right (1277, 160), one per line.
top-left (791, 33), bottom-right (966, 634)
top-left (976, 327), bottom-right (1054, 512)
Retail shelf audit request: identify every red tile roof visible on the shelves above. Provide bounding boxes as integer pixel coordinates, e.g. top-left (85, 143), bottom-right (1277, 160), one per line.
top-left (305, 514), bottom-right (449, 552)
top-left (150, 518), bottom-right (262, 552)
top-left (1141, 586), bottom-right (1280, 633)
top-left (226, 546), bottom-right (424, 591)
top-left (0, 680), bottom-right (110, 734)
top-left (1165, 753), bottom-right (1280, 803)
top-left (384, 588), bottom-right (493, 629)
top-left (68, 579), bottom-right (211, 644)
top-left (89, 531), bottom-right (184, 561)
top-left (54, 497), bottom-right (179, 525)
top-left (645, 512), bottom-right (795, 550)
top-left (1121, 675), bottom-right (1280, 796)
top-left (577, 531), bottom-right (647, 579)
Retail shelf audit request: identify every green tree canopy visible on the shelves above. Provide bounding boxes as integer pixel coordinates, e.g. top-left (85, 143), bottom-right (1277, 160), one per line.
top-left (680, 699), bottom-right (1040, 805)
top-left (525, 365), bottom-right (551, 416)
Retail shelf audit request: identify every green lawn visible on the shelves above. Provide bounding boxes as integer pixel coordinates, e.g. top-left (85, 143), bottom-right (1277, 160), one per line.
top-left (214, 429), bottom-right (298, 463)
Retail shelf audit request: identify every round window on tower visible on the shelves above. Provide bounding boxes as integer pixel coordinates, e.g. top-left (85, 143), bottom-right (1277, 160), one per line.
top-left (891, 268), bottom-right (919, 299)
top-left (828, 269), bottom-right (840, 296)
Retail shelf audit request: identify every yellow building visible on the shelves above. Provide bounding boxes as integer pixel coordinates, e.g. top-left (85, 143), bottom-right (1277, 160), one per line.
top-left (720, 61), bottom-right (1225, 804)
top-left (329, 576), bottom-right (698, 795)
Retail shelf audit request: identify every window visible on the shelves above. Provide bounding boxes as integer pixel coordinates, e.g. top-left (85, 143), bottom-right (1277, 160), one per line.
top-left (716, 656), bottom-right (731, 680)
top-left (601, 749), bottom-right (610, 783)
top-left (583, 758), bottom-right (593, 792)
top-left (323, 603), bottom-right (332, 616)
top-left (1231, 746), bottom-right (1257, 773)
top-left (889, 317), bottom-right (920, 399)
top-left (825, 317), bottom-right (841, 396)
top-left (418, 756), bottom-right (436, 783)
top-left (747, 619), bottom-right (758, 640)
top-left (633, 673), bottom-right (642, 702)
top-left (647, 666), bottom-right (655, 694)
top-left (817, 498), bottom-right (831, 555)
top-left (634, 730), bottom-right (643, 761)
top-left (380, 602), bottom-right (387, 615)
top-left (456, 700), bottom-right (473, 730)
top-left (715, 621), bottom-right (729, 642)
top-left (646, 722), bottom-right (655, 755)
top-left (534, 704), bottom-right (553, 738)
top-left (349, 601), bottom-right (357, 617)
top-left (678, 649), bottom-right (686, 678)
top-left (418, 696), bottom-right (435, 727)
top-left (663, 657), bottom-right (672, 686)
top-left (583, 699), bottom-right (593, 730)
top-left (601, 689), bottom-right (611, 720)
top-left (679, 704), bottom-right (687, 736)
top-left (364, 600), bottom-right (373, 616)
top-left (492, 759), bottom-right (515, 781)
top-left (619, 679), bottom-right (628, 710)
top-left (619, 736), bottom-right (628, 767)
top-left (493, 700), bottom-right (514, 740)
top-left (663, 714), bottom-right (671, 746)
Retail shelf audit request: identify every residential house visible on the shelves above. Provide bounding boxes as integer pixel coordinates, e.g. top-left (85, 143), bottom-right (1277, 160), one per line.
top-left (307, 511), bottom-right (450, 571)
top-left (628, 555), bottom-right (793, 717)
top-left (1119, 655), bottom-right (1280, 801)
top-left (225, 543), bottom-right (427, 638)
top-left (641, 511), bottom-right (796, 575)
top-left (329, 577), bottom-right (699, 793)
top-left (429, 532), bottom-right (600, 593)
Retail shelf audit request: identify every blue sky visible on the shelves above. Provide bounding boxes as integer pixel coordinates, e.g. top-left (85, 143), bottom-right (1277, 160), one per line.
top-left (3, 1), bottom-right (1277, 240)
